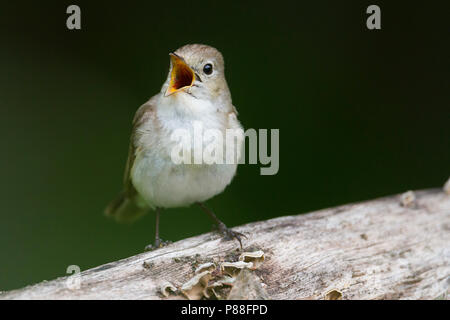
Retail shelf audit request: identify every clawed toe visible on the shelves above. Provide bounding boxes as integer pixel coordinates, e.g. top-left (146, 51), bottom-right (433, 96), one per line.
top-left (144, 244), bottom-right (157, 251)
top-left (144, 239), bottom-right (172, 251)
top-left (218, 223), bottom-right (247, 249)
top-left (196, 202), bottom-right (246, 249)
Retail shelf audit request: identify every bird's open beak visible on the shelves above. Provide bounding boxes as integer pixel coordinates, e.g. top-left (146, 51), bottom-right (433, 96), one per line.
top-left (165, 53), bottom-right (195, 96)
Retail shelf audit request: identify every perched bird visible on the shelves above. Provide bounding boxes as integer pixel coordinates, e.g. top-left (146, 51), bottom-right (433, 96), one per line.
top-left (105, 44), bottom-right (245, 249)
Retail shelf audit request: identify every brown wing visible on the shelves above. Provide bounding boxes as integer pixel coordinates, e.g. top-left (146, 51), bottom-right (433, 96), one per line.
top-left (105, 99), bottom-right (156, 222)
top-left (122, 100), bottom-right (156, 198)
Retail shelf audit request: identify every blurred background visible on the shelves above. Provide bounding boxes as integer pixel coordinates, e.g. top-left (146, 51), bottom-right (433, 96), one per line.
top-left (0, 1), bottom-right (448, 291)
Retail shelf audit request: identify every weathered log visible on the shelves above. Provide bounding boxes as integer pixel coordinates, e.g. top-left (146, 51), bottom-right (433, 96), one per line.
top-left (1, 188), bottom-right (449, 300)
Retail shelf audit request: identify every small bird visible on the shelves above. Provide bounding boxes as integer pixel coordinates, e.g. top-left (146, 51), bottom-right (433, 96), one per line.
top-left (105, 44), bottom-right (245, 249)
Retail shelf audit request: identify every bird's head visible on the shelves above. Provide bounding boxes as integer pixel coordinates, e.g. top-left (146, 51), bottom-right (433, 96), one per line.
top-left (163, 44), bottom-right (230, 102)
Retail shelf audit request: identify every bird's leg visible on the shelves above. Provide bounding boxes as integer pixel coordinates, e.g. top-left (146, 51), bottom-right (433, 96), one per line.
top-left (144, 208), bottom-right (171, 251)
top-left (154, 207), bottom-right (161, 247)
top-left (196, 202), bottom-right (246, 249)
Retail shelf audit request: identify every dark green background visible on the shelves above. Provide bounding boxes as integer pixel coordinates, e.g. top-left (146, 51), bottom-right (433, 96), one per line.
top-left (0, 1), bottom-right (448, 291)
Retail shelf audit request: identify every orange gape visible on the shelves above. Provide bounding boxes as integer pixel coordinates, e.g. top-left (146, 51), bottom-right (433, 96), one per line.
top-left (166, 53), bottom-right (195, 95)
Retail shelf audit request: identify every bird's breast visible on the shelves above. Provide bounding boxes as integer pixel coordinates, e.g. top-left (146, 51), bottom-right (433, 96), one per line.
top-left (130, 95), bottom-right (243, 208)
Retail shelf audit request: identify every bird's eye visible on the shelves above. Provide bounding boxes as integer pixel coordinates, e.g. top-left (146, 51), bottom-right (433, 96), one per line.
top-left (203, 63), bottom-right (213, 75)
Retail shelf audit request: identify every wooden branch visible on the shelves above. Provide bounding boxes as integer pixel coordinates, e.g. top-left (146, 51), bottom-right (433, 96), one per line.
top-left (1, 189), bottom-right (449, 300)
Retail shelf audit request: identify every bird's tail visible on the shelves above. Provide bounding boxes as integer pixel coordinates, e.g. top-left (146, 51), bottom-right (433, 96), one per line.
top-left (104, 191), bottom-right (149, 223)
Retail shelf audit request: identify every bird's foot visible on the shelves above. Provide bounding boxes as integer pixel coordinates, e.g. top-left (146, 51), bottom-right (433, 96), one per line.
top-left (144, 238), bottom-right (172, 251)
top-left (216, 222), bottom-right (247, 249)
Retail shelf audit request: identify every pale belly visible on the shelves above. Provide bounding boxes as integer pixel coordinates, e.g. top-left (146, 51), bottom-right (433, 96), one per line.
top-left (131, 151), bottom-right (238, 208)
top-left (130, 94), bottom-right (243, 209)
